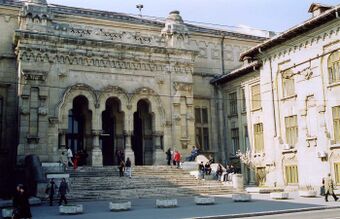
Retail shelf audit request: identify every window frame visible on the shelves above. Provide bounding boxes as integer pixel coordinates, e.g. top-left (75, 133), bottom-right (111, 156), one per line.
top-left (251, 84), bottom-right (261, 111)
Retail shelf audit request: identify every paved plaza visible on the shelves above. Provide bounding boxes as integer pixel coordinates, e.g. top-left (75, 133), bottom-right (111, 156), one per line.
top-left (11, 192), bottom-right (339, 219)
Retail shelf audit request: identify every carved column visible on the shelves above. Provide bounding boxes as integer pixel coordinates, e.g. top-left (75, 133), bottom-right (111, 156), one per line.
top-left (153, 131), bottom-right (164, 165)
top-left (91, 130), bottom-right (103, 167)
top-left (124, 130), bottom-right (135, 166)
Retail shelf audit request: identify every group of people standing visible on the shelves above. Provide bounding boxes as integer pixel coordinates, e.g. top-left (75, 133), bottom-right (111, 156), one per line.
top-left (165, 148), bottom-right (181, 168)
top-left (59, 147), bottom-right (88, 170)
top-left (118, 157), bottom-right (132, 178)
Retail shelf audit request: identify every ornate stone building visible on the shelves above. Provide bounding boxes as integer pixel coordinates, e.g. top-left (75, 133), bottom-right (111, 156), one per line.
top-left (0, 0), bottom-right (268, 195)
top-left (213, 3), bottom-right (340, 187)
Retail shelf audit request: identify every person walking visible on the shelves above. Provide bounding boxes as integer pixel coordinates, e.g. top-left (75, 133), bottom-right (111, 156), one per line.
top-left (58, 178), bottom-right (69, 206)
top-left (198, 161), bottom-right (205, 179)
top-left (165, 148), bottom-right (172, 166)
top-left (174, 150), bottom-right (181, 168)
top-left (119, 159), bottom-right (125, 177)
top-left (66, 146), bottom-right (74, 167)
top-left (324, 173), bottom-right (339, 202)
top-left (12, 184), bottom-right (32, 219)
top-left (125, 157), bottom-right (132, 178)
top-left (45, 178), bottom-right (57, 206)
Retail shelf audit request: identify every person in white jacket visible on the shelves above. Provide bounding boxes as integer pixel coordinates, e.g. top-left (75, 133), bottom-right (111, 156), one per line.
top-left (66, 146), bottom-right (74, 167)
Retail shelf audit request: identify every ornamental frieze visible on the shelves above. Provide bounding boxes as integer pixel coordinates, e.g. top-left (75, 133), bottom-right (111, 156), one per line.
top-left (55, 23), bottom-right (165, 47)
top-left (19, 50), bottom-right (193, 74)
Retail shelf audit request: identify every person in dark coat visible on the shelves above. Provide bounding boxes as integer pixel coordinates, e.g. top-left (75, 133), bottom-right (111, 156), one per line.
top-left (58, 178), bottom-right (69, 205)
top-left (119, 160), bottom-right (125, 177)
top-left (45, 178), bottom-right (57, 206)
top-left (12, 184), bottom-right (32, 219)
top-left (165, 148), bottom-right (172, 165)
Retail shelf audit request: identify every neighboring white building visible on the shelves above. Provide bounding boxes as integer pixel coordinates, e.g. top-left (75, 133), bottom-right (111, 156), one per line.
top-left (213, 3), bottom-right (340, 187)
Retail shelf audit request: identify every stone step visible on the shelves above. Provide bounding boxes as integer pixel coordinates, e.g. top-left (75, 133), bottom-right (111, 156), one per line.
top-left (66, 165), bottom-right (234, 201)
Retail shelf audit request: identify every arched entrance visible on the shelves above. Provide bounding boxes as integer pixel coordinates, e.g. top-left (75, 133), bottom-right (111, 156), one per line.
top-left (101, 98), bottom-right (124, 166)
top-left (133, 100), bottom-right (153, 165)
top-left (66, 95), bottom-right (92, 165)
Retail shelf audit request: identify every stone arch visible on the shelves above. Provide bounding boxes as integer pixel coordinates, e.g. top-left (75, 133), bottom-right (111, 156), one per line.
top-left (58, 83), bottom-right (97, 130)
top-left (97, 86), bottom-right (129, 130)
top-left (130, 87), bottom-right (165, 132)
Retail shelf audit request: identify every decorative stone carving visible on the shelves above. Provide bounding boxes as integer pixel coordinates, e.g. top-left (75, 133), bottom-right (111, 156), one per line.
top-left (173, 82), bottom-right (193, 93)
top-left (38, 107), bottom-right (48, 116)
top-left (21, 70), bottom-right (47, 81)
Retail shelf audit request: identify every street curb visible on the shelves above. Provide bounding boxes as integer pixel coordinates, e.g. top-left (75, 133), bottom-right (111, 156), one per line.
top-left (192, 205), bottom-right (340, 219)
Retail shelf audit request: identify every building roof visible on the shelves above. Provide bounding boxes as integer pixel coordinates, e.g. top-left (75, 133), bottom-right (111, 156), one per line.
top-left (240, 4), bottom-right (340, 61)
top-left (210, 61), bottom-right (261, 85)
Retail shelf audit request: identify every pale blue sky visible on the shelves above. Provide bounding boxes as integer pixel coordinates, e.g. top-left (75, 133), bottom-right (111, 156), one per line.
top-left (47, 0), bottom-right (339, 32)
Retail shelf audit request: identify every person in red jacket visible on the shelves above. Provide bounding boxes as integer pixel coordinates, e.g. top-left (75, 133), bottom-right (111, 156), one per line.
top-left (174, 150), bottom-right (181, 168)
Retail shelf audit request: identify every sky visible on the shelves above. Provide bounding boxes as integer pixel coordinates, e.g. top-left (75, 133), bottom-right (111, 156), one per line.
top-left (47, 0), bottom-right (340, 32)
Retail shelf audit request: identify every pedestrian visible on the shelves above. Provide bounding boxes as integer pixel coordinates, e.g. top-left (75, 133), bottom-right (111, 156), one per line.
top-left (198, 161), bottom-right (205, 179)
top-left (58, 178), bottom-right (69, 206)
top-left (125, 157), bottom-right (132, 178)
top-left (12, 184), bottom-right (32, 219)
top-left (59, 151), bottom-right (68, 171)
top-left (324, 173), bottom-right (339, 202)
top-left (66, 146), bottom-right (74, 167)
top-left (45, 178), bottom-right (57, 206)
top-left (165, 148), bottom-right (172, 165)
top-left (174, 150), bottom-right (181, 168)
top-left (119, 159), bottom-right (125, 177)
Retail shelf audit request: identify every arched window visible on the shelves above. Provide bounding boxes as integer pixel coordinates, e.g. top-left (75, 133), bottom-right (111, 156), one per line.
top-left (328, 51), bottom-right (340, 84)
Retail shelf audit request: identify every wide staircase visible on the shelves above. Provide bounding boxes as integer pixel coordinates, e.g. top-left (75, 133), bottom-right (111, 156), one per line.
top-left (66, 165), bottom-right (233, 201)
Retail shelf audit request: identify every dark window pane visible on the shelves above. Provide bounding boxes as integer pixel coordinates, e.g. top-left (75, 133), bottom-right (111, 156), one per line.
top-left (195, 108), bottom-right (201, 123)
top-left (202, 108), bottom-right (208, 124)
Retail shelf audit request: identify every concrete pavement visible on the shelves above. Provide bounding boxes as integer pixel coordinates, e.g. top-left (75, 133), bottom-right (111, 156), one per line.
top-left (4, 192), bottom-right (340, 219)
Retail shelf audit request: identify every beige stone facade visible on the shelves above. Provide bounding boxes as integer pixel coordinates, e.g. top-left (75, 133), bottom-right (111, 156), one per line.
top-left (214, 4), bottom-right (340, 187)
top-left (0, 0), bottom-right (267, 194)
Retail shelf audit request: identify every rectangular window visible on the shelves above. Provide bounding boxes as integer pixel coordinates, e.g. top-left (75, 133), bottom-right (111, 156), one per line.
top-left (254, 123), bottom-right (264, 153)
top-left (229, 92), bottom-right (238, 116)
top-left (195, 107), bottom-right (209, 151)
top-left (285, 165), bottom-right (299, 184)
top-left (328, 52), bottom-right (340, 84)
top-left (241, 88), bottom-right (246, 112)
top-left (231, 128), bottom-right (239, 155)
top-left (332, 106), bottom-right (340, 144)
top-left (251, 84), bottom-right (261, 110)
top-left (285, 115), bottom-right (298, 146)
top-left (334, 163), bottom-right (340, 185)
top-left (283, 76), bottom-right (295, 97)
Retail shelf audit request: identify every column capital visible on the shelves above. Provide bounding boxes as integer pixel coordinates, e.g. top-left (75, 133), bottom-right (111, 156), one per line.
top-left (123, 130), bottom-right (133, 136)
top-left (58, 129), bottom-right (68, 135)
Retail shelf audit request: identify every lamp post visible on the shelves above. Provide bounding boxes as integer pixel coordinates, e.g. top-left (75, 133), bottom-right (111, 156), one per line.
top-left (136, 4), bottom-right (143, 17)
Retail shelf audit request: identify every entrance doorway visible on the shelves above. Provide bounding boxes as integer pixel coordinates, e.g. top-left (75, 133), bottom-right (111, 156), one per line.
top-left (101, 98), bottom-right (124, 165)
top-left (66, 95), bottom-right (92, 165)
top-left (133, 100), bottom-right (153, 165)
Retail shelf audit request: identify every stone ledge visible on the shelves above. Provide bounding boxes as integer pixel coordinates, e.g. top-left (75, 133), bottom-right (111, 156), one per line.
top-left (232, 193), bottom-right (252, 202)
top-left (109, 201), bottom-right (131, 211)
top-left (156, 199), bottom-right (177, 208)
top-left (270, 192), bottom-right (289, 199)
top-left (194, 196), bottom-right (215, 205)
top-left (246, 187), bottom-right (284, 194)
top-left (2, 208), bottom-right (13, 218)
top-left (59, 204), bottom-right (83, 215)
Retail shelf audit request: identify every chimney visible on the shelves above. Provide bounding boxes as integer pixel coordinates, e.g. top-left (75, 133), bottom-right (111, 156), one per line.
top-left (308, 3), bottom-right (332, 17)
